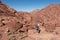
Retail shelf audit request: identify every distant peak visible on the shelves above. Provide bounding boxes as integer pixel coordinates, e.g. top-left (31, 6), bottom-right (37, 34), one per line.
top-left (48, 4), bottom-right (60, 7)
top-left (50, 4), bottom-right (60, 5)
top-left (0, 1), bottom-right (3, 4)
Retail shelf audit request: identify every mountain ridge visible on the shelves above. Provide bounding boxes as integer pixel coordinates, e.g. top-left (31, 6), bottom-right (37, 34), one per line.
top-left (0, 2), bottom-right (60, 40)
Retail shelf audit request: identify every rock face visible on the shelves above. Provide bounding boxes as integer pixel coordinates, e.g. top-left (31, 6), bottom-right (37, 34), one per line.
top-left (0, 1), bottom-right (60, 40)
top-left (0, 2), bottom-right (37, 40)
top-left (32, 4), bottom-right (60, 32)
top-left (0, 2), bottom-right (17, 16)
top-left (30, 4), bottom-right (60, 40)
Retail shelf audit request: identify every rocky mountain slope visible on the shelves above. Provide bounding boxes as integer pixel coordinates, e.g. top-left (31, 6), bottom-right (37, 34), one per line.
top-left (0, 1), bottom-right (60, 40)
top-left (32, 4), bottom-right (60, 32)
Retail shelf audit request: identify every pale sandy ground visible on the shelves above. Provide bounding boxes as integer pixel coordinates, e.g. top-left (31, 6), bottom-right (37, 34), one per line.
top-left (21, 26), bottom-right (60, 40)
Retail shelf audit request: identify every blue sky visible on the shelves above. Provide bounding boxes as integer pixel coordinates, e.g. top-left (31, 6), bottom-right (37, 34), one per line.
top-left (1, 0), bottom-right (60, 12)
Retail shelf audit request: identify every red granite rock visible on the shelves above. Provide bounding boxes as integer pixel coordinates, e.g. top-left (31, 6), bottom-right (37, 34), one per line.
top-left (32, 4), bottom-right (60, 32)
top-left (0, 2), bottom-right (60, 40)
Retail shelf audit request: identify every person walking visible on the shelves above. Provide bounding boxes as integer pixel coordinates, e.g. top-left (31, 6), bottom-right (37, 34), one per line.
top-left (34, 24), bottom-right (41, 33)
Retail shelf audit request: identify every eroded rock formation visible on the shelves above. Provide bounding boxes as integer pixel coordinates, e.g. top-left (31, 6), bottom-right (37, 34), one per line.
top-left (0, 1), bottom-right (60, 40)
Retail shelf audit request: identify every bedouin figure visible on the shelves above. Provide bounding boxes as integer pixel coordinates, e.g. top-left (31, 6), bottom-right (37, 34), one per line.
top-left (34, 24), bottom-right (41, 33)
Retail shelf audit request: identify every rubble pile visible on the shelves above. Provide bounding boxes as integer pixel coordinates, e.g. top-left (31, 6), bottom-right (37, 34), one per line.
top-left (0, 1), bottom-right (60, 40)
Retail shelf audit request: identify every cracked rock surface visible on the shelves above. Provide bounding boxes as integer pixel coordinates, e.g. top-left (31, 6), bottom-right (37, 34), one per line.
top-left (0, 2), bottom-right (60, 40)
